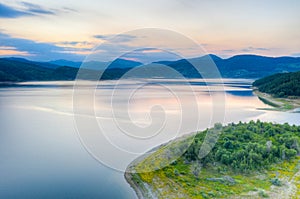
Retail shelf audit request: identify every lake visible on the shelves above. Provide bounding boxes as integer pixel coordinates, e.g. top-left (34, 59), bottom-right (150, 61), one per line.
top-left (0, 79), bottom-right (299, 198)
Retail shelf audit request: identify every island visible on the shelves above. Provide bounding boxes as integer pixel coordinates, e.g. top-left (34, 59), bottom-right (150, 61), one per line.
top-left (125, 121), bottom-right (300, 198)
top-left (253, 71), bottom-right (300, 111)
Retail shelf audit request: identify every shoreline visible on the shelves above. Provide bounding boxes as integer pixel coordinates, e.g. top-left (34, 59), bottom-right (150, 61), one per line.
top-left (124, 172), bottom-right (146, 199)
top-left (124, 151), bottom-right (160, 199)
top-left (124, 143), bottom-right (162, 199)
top-left (124, 88), bottom-right (300, 198)
top-left (253, 89), bottom-right (300, 112)
top-left (124, 122), bottom-right (300, 199)
top-left (123, 135), bottom-right (193, 199)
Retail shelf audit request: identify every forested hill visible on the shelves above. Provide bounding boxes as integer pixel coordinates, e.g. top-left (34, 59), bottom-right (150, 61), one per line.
top-left (253, 71), bottom-right (300, 97)
top-left (128, 121), bottom-right (300, 198)
top-left (0, 58), bottom-right (131, 82)
top-left (1, 54), bottom-right (300, 82)
top-left (183, 121), bottom-right (300, 171)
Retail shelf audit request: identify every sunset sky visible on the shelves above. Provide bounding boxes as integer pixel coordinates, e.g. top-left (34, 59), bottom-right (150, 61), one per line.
top-left (0, 0), bottom-right (299, 61)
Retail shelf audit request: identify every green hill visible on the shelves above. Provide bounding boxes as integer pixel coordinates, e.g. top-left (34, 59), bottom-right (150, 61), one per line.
top-left (253, 71), bottom-right (300, 97)
top-left (126, 121), bottom-right (300, 198)
top-left (0, 58), bottom-right (77, 81)
top-left (0, 58), bottom-right (132, 82)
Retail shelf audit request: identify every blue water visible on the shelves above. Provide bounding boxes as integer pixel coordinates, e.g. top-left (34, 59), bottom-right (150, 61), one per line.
top-left (0, 87), bottom-right (136, 199)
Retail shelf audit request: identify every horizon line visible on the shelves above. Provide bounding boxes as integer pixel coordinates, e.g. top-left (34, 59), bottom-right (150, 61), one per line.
top-left (1, 53), bottom-right (300, 63)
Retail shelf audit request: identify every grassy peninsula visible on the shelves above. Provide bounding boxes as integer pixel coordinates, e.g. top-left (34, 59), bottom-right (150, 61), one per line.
top-left (253, 71), bottom-right (300, 111)
top-left (125, 121), bottom-right (300, 198)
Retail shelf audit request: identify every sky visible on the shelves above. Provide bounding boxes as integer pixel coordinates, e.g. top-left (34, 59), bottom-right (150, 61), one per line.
top-left (0, 0), bottom-right (300, 61)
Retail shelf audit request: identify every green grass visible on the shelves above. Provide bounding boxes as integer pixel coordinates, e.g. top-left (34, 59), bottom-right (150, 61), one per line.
top-left (134, 155), bottom-right (300, 199)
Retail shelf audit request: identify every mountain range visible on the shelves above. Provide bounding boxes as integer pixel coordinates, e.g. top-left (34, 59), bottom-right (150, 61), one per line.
top-left (1, 54), bottom-right (300, 82)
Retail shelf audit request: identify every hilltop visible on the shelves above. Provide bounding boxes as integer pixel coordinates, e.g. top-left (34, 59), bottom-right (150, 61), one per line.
top-left (253, 71), bottom-right (300, 97)
top-left (126, 121), bottom-right (300, 198)
top-left (0, 58), bottom-right (137, 82)
top-left (252, 71), bottom-right (300, 111)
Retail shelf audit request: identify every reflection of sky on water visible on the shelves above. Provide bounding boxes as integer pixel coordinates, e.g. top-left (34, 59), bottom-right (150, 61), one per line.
top-left (226, 90), bottom-right (254, 96)
top-left (0, 79), bottom-right (299, 198)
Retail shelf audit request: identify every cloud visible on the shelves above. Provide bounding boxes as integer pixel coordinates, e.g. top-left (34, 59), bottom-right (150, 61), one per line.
top-left (90, 42), bottom-right (136, 60)
top-left (241, 46), bottom-right (270, 52)
top-left (0, 2), bottom-right (31, 18)
top-left (0, 2), bottom-right (59, 18)
top-left (221, 49), bottom-right (235, 53)
top-left (21, 2), bottom-right (55, 15)
top-left (291, 53), bottom-right (300, 57)
top-left (57, 41), bottom-right (81, 45)
top-left (56, 41), bottom-right (93, 46)
top-left (0, 46), bottom-right (17, 50)
top-left (0, 46), bottom-right (30, 56)
top-left (94, 34), bottom-right (137, 43)
top-left (87, 41), bottom-right (181, 63)
top-left (0, 32), bottom-right (141, 61)
top-left (120, 48), bottom-right (180, 64)
top-left (220, 47), bottom-right (270, 54)
top-left (0, 32), bottom-right (87, 61)
top-left (62, 7), bottom-right (78, 13)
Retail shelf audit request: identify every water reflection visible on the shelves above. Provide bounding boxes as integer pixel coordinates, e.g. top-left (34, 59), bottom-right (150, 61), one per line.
top-left (0, 79), bottom-right (299, 198)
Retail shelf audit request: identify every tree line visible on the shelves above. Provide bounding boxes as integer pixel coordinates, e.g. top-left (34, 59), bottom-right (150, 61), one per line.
top-left (253, 71), bottom-right (300, 97)
top-left (183, 121), bottom-right (300, 172)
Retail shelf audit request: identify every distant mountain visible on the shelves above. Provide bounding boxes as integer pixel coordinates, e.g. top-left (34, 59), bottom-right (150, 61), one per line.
top-left (1, 55), bottom-right (300, 82)
top-left (4, 57), bottom-right (60, 69)
top-left (0, 58), bottom-right (132, 82)
top-left (48, 59), bottom-right (82, 68)
top-left (157, 54), bottom-right (300, 78)
top-left (0, 58), bottom-right (77, 82)
top-left (218, 55), bottom-right (300, 78)
top-left (109, 58), bottom-right (142, 68)
top-left (48, 58), bottom-right (142, 70)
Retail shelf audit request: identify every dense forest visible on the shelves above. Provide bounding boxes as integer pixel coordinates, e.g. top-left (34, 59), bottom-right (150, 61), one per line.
top-left (184, 121), bottom-right (300, 172)
top-left (130, 121), bottom-right (300, 198)
top-left (253, 71), bottom-right (300, 97)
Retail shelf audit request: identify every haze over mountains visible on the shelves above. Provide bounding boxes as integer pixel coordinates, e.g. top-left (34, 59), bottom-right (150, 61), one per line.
top-left (1, 54), bottom-right (300, 82)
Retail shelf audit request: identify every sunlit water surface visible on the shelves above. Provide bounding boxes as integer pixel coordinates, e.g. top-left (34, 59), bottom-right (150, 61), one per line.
top-left (0, 79), bottom-right (299, 198)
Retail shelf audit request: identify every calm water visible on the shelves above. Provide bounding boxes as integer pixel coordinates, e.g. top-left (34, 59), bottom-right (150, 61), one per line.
top-left (0, 79), bottom-right (299, 198)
